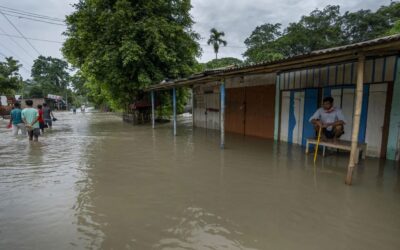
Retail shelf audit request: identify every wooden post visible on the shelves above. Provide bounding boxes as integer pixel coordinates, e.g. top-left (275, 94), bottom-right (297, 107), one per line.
top-left (191, 88), bottom-right (195, 127)
top-left (151, 90), bottom-right (155, 129)
top-left (172, 87), bottom-right (177, 136)
top-left (220, 82), bottom-right (225, 149)
top-left (345, 55), bottom-right (365, 185)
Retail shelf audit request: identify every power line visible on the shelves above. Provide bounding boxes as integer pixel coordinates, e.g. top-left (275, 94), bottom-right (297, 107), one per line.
top-left (0, 40), bottom-right (33, 67)
top-left (2, 12), bottom-right (66, 26)
top-left (0, 33), bottom-right (63, 44)
top-left (0, 10), bottom-right (41, 55)
top-left (0, 26), bottom-right (35, 60)
top-left (0, 50), bottom-right (31, 74)
top-left (0, 5), bottom-right (64, 22)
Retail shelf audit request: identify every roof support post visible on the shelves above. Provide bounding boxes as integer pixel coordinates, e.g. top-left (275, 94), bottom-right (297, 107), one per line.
top-left (191, 88), bottom-right (195, 128)
top-left (274, 74), bottom-right (280, 141)
top-left (220, 81), bottom-right (226, 149)
top-left (172, 87), bottom-right (177, 136)
top-left (151, 90), bottom-right (155, 129)
top-left (345, 55), bottom-right (365, 185)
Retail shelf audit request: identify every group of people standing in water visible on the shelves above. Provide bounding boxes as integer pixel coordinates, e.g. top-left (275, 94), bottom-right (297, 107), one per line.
top-left (8, 100), bottom-right (56, 142)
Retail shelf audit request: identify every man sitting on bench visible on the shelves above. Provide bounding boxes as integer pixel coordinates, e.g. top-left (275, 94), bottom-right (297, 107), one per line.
top-left (309, 96), bottom-right (346, 142)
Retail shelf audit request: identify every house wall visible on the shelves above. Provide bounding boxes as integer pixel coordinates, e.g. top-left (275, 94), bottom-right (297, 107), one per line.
top-left (193, 83), bottom-right (220, 130)
top-left (20, 98), bottom-right (46, 109)
top-left (277, 55), bottom-right (398, 158)
top-left (193, 73), bottom-right (276, 132)
top-left (387, 57), bottom-right (400, 161)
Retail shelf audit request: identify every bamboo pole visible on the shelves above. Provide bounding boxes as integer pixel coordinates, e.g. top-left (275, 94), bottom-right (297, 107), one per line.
top-left (314, 126), bottom-right (322, 164)
top-left (345, 55), bottom-right (365, 185)
top-left (151, 91), bottom-right (155, 129)
top-left (172, 87), bottom-right (177, 136)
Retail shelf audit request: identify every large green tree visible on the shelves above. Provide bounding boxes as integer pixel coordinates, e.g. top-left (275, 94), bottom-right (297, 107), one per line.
top-left (62, 0), bottom-right (200, 110)
top-left (341, 2), bottom-right (400, 43)
top-left (31, 56), bottom-right (71, 96)
top-left (0, 57), bottom-right (22, 96)
top-left (279, 5), bottom-right (343, 56)
top-left (207, 28), bottom-right (227, 59)
top-left (200, 57), bottom-right (242, 71)
top-left (243, 23), bottom-right (283, 63)
top-left (244, 2), bottom-right (400, 63)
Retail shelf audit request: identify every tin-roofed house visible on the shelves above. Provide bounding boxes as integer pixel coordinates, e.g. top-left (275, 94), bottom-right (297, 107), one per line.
top-left (147, 35), bottom-right (400, 184)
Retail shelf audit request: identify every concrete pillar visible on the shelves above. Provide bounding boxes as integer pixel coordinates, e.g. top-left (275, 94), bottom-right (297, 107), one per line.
top-left (220, 82), bottom-right (225, 149)
top-left (173, 87), bottom-right (177, 136)
top-left (151, 90), bottom-right (155, 129)
top-left (274, 74), bottom-right (280, 141)
top-left (346, 55), bottom-right (365, 185)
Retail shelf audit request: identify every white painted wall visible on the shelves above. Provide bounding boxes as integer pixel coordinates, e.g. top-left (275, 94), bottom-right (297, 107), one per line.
top-left (280, 91), bottom-right (290, 142)
top-left (292, 92), bottom-right (305, 145)
top-left (341, 88), bottom-right (355, 141)
top-left (365, 84), bottom-right (387, 157)
top-left (193, 92), bottom-right (220, 130)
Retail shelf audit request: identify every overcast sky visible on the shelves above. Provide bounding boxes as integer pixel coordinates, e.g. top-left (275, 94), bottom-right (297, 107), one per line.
top-left (0, 0), bottom-right (391, 79)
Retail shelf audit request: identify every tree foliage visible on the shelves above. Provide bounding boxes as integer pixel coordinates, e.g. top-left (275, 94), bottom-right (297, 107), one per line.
top-left (207, 28), bottom-right (227, 59)
top-left (244, 2), bottom-right (400, 63)
top-left (31, 56), bottom-right (71, 96)
top-left (0, 57), bottom-right (22, 96)
top-left (62, 0), bottom-right (200, 110)
top-left (198, 57), bottom-right (242, 71)
top-left (243, 23), bottom-right (283, 63)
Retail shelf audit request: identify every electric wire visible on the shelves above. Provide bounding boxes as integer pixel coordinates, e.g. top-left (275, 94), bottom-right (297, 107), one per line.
top-left (0, 26), bottom-right (35, 60)
top-left (2, 12), bottom-right (66, 26)
top-left (0, 5), bottom-right (64, 22)
top-left (0, 10), bottom-right (42, 55)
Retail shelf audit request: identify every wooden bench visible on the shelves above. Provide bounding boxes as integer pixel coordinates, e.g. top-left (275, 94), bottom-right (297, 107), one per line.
top-left (305, 138), bottom-right (367, 164)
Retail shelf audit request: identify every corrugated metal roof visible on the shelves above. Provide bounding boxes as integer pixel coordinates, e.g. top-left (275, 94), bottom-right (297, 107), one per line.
top-left (147, 34), bottom-right (400, 90)
top-left (218, 34), bottom-right (400, 73)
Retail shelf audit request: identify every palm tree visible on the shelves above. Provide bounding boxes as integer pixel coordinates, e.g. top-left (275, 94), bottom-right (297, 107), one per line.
top-left (207, 28), bottom-right (227, 59)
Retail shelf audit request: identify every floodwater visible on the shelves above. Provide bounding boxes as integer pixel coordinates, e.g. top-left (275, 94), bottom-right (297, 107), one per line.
top-left (0, 112), bottom-right (399, 250)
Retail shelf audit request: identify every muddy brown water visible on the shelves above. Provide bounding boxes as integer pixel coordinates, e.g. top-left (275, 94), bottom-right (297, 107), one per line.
top-left (0, 112), bottom-right (399, 250)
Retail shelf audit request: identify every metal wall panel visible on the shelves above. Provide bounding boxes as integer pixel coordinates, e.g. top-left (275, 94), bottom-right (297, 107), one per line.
top-left (244, 85), bottom-right (276, 139)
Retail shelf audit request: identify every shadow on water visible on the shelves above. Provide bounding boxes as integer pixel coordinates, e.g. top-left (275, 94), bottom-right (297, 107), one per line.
top-left (1, 113), bottom-right (400, 250)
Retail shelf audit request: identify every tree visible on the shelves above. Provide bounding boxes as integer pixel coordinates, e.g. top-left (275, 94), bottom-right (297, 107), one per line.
top-left (388, 20), bottom-right (400, 35)
top-left (70, 70), bottom-right (88, 96)
top-left (243, 23), bottom-right (283, 63)
top-left (28, 85), bottom-right (44, 98)
top-left (279, 5), bottom-right (343, 56)
top-left (202, 57), bottom-right (242, 70)
top-left (342, 2), bottom-right (400, 43)
top-left (31, 56), bottom-right (71, 96)
top-left (0, 57), bottom-right (22, 96)
top-left (62, 0), bottom-right (200, 110)
top-left (243, 2), bottom-right (400, 63)
top-left (207, 28), bottom-right (227, 59)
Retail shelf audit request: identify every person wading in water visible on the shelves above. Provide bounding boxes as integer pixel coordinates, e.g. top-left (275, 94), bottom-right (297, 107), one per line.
top-left (21, 100), bottom-right (40, 142)
top-left (309, 96), bottom-right (346, 142)
top-left (42, 103), bottom-right (56, 129)
top-left (9, 102), bottom-right (26, 136)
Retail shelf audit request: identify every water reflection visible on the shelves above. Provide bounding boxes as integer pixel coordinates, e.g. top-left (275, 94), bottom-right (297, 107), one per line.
top-left (155, 207), bottom-right (257, 250)
top-left (1, 113), bottom-right (400, 250)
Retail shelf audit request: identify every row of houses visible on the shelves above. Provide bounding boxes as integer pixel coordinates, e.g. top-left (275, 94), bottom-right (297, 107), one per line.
top-left (146, 35), bottom-right (400, 173)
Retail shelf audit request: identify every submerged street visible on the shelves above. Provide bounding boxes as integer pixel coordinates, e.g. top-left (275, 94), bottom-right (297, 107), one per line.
top-left (0, 112), bottom-right (400, 249)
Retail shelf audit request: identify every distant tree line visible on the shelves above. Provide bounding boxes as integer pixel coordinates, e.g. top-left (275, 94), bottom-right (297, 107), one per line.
top-left (243, 3), bottom-right (400, 63)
